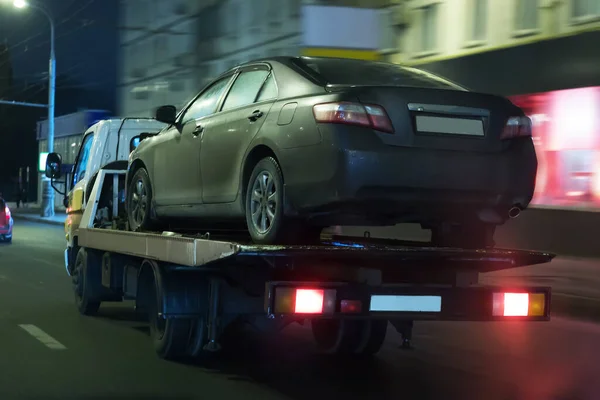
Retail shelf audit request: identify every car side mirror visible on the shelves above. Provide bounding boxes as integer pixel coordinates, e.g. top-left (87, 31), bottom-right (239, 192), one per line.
top-left (45, 152), bottom-right (62, 179)
top-left (155, 105), bottom-right (177, 125)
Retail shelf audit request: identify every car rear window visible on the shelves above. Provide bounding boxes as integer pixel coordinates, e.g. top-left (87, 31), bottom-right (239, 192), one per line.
top-left (294, 58), bottom-right (466, 91)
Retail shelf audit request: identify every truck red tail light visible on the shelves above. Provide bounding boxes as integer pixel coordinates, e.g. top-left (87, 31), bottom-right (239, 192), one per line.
top-left (492, 292), bottom-right (546, 317)
top-left (274, 287), bottom-right (336, 315)
top-left (313, 102), bottom-right (394, 133)
top-left (500, 116), bottom-right (532, 140)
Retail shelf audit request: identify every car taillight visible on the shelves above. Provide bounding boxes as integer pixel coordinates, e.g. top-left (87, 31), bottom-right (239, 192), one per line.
top-left (274, 287), bottom-right (336, 315)
top-left (500, 116), bottom-right (532, 140)
top-left (492, 292), bottom-right (546, 317)
top-left (313, 102), bottom-right (394, 133)
top-left (4, 207), bottom-right (10, 225)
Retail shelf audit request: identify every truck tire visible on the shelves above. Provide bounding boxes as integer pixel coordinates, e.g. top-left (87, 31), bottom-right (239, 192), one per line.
top-left (353, 319), bottom-right (387, 355)
top-left (72, 248), bottom-right (102, 315)
top-left (185, 317), bottom-right (207, 358)
top-left (148, 280), bottom-right (192, 361)
top-left (311, 319), bottom-right (387, 356)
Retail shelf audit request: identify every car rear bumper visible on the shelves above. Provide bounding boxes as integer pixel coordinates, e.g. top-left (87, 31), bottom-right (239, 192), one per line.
top-left (282, 132), bottom-right (536, 226)
top-left (0, 227), bottom-right (12, 241)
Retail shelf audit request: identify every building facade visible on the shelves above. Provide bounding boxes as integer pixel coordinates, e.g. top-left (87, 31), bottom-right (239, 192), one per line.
top-left (118, 0), bottom-right (398, 117)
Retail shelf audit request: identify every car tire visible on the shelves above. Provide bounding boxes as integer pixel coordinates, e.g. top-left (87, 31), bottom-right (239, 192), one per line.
top-left (127, 168), bottom-right (156, 232)
top-left (245, 157), bottom-right (287, 244)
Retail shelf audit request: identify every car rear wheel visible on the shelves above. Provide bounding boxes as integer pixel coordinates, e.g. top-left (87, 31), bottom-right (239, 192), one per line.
top-left (127, 168), bottom-right (155, 232)
top-left (245, 157), bottom-right (286, 244)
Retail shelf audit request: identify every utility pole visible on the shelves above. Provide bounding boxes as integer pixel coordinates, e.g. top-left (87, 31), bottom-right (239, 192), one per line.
top-left (10, 0), bottom-right (56, 217)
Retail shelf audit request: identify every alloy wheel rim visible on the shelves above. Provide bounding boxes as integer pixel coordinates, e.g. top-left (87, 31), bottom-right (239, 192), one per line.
top-left (130, 178), bottom-right (148, 226)
top-left (250, 171), bottom-right (277, 234)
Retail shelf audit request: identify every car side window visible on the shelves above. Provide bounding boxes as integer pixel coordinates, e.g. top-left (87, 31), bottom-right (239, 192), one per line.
top-left (256, 73), bottom-right (277, 102)
top-left (181, 77), bottom-right (231, 123)
top-left (73, 134), bottom-right (94, 185)
top-left (221, 70), bottom-right (270, 111)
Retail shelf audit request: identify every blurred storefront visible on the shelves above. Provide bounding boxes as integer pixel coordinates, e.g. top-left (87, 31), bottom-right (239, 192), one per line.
top-left (510, 87), bottom-right (600, 210)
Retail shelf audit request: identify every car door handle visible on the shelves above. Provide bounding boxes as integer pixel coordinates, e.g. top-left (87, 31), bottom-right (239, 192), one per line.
top-left (192, 124), bottom-right (204, 136)
top-left (248, 110), bottom-right (264, 121)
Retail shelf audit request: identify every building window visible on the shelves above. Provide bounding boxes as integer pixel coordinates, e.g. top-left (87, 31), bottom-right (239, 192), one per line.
top-left (515, 0), bottom-right (539, 31)
top-left (290, 0), bottom-right (301, 18)
top-left (420, 4), bottom-right (438, 53)
top-left (153, 36), bottom-right (168, 64)
top-left (269, 0), bottom-right (279, 21)
top-left (572, 0), bottom-right (600, 20)
top-left (470, 0), bottom-right (487, 41)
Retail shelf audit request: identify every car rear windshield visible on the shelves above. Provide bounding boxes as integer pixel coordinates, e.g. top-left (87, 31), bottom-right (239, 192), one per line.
top-left (294, 58), bottom-right (467, 91)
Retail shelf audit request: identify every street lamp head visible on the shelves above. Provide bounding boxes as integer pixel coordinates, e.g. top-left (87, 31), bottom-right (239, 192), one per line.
top-left (13, 0), bottom-right (27, 9)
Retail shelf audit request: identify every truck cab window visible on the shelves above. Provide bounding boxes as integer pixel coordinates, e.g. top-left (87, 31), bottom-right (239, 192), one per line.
top-left (73, 134), bottom-right (94, 186)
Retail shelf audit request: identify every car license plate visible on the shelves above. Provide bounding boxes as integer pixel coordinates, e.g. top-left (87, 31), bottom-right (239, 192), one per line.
top-left (416, 115), bottom-right (484, 136)
top-left (369, 295), bottom-right (442, 312)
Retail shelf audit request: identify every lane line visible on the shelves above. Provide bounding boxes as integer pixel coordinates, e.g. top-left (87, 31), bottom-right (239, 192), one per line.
top-left (18, 324), bottom-right (67, 350)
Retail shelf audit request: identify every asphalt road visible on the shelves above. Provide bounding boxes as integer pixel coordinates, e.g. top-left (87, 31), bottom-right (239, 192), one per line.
top-left (1, 221), bottom-right (599, 400)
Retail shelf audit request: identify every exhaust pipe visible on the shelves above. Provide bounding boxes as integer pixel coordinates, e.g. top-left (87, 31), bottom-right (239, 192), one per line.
top-left (508, 206), bottom-right (521, 219)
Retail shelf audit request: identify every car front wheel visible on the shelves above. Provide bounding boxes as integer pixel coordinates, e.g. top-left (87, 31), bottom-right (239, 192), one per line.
top-left (127, 168), bottom-right (155, 232)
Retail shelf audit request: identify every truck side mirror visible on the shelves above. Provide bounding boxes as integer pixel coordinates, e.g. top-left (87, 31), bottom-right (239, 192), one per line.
top-left (130, 136), bottom-right (141, 152)
top-left (45, 152), bottom-right (63, 179)
top-left (155, 105), bottom-right (177, 125)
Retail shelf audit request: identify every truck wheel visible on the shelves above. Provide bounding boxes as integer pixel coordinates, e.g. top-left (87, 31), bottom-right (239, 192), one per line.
top-left (72, 248), bottom-right (101, 315)
top-left (127, 168), bottom-right (156, 232)
top-left (185, 317), bottom-right (207, 358)
top-left (353, 319), bottom-right (387, 355)
top-left (148, 282), bottom-right (192, 361)
top-left (311, 319), bottom-right (387, 356)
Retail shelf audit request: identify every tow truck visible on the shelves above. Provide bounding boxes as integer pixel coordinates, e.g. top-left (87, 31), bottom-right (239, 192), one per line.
top-left (44, 152), bottom-right (554, 361)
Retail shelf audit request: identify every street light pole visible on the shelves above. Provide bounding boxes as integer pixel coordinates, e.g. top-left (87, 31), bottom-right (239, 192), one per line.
top-left (13, 0), bottom-right (56, 217)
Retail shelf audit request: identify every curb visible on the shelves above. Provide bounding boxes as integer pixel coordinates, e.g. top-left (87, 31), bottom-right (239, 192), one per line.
top-left (12, 214), bottom-right (65, 227)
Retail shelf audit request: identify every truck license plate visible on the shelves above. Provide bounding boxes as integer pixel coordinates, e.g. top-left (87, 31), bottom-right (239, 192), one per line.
top-left (369, 295), bottom-right (442, 312)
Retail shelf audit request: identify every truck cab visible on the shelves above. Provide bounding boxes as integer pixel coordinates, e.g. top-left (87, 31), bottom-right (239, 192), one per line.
top-left (59, 118), bottom-right (166, 274)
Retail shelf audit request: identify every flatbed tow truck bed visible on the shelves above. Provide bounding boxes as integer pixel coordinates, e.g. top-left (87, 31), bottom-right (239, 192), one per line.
top-left (67, 168), bottom-right (556, 361)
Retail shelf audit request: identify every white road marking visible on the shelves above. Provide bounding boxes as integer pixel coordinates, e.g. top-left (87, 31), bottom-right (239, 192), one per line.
top-left (19, 324), bottom-right (67, 350)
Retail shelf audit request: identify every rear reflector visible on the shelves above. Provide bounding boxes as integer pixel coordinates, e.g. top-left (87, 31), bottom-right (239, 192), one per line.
top-left (313, 102), bottom-right (394, 133)
top-left (492, 292), bottom-right (546, 317)
top-left (274, 287), bottom-right (336, 315)
top-left (501, 116), bottom-right (532, 140)
top-left (340, 299), bottom-right (362, 314)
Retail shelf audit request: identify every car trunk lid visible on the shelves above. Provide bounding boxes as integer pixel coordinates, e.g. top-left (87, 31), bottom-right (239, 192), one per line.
top-left (327, 85), bottom-right (521, 153)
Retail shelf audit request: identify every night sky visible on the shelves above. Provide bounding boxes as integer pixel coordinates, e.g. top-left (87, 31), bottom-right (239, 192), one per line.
top-left (0, 0), bottom-right (118, 197)
top-left (0, 0), bottom-right (118, 91)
